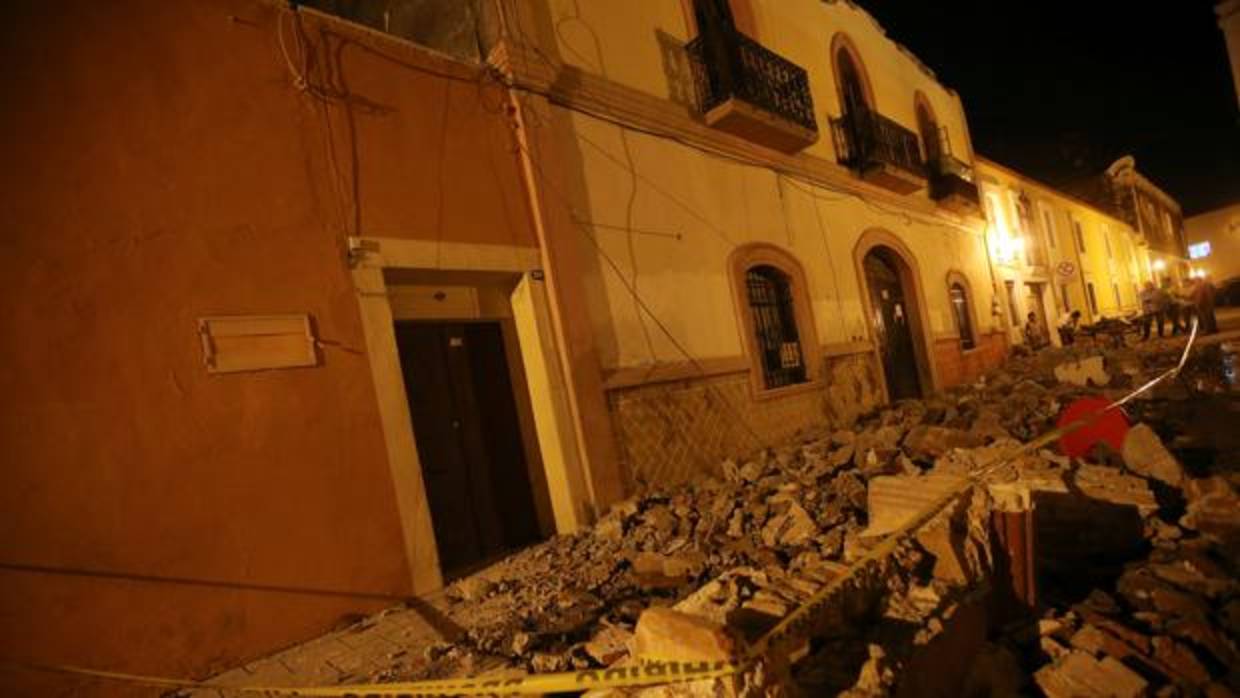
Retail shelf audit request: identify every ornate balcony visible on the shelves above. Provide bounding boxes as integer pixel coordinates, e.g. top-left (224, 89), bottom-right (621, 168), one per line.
top-left (829, 109), bottom-right (927, 194)
top-left (686, 29), bottom-right (818, 153)
top-left (928, 154), bottom-right (980, 215)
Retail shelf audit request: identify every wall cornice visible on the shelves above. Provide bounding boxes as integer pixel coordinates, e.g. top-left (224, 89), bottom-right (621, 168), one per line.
top-left (488, 39), bottom-right (982, 230)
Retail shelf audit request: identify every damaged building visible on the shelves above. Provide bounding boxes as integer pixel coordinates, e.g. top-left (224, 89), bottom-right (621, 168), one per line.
top-left (0, 0), bottom-right (1222, 696)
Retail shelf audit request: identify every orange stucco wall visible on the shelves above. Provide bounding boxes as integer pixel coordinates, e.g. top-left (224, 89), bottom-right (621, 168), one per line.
top-left (0, 1), bottom-right (535, 694)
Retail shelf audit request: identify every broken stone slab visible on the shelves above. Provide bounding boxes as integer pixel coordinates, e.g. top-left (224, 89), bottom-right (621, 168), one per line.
top-left (1034, 650), bottom-right (1149, 698)
top-left (1180, 476), bottom-right (1240, 552)
top-left (1071, 464), bottom-right (1159, 516)
top-left (584, 625), bottom-right (633, 666)
top-left (1121, 424), bottom-right (1185, 487)
top-left (759, 501), bottom-right (817, 548)
top-left (633, 607), bottom-right (735, 665)
top-left (860, 473), bottom-right (969, 539)
top-left (1053, 356), bottom-right (1111, 387)
top-left (629, 551), bottom-right (703, 590)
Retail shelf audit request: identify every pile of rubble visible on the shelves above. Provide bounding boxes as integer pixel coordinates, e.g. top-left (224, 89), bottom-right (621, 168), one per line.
top-left (377, 338), bottom-right (1239, 696)
top-left (999, 472), bottom-right (1240, 698)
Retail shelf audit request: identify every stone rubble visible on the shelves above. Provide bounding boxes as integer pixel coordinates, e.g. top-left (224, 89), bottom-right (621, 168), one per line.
top-left (249, 337), bottom-right (1239, 697)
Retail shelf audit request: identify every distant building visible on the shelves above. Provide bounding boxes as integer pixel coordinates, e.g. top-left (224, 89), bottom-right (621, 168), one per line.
top-left (976, 158), bottom-right (1151, 344)
top-left (1102, 156), bottom-right (1190, 285)
top-left (1185, 202), bottom-right (1240, 283)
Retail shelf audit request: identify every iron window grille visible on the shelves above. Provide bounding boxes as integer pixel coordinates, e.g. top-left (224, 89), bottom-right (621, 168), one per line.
top-left (746, 265), bottom-right (807, 389)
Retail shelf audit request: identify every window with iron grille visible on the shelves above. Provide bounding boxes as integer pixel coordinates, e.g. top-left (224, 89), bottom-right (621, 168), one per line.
top-left (948, 283), bottom-right (976, 350)
top-left (745, 265), bottom-right (806, 389)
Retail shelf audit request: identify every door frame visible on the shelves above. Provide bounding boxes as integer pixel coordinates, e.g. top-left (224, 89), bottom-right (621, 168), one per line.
top-left (853, 228), bottom-right (939, 401)
top-left (349, 236), bottom-right (591, 593)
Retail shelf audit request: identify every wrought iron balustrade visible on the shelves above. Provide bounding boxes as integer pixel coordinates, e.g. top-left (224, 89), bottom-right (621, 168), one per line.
top-left (829, 109), bottom-right (927, 179)
top-left (686, 29), bottom-right (817, 133)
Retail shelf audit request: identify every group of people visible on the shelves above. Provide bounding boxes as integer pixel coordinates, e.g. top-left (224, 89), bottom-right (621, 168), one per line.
top-left (1138, 276), bottom-right (1219, 340)
top-left (1020, 275), bottom-right (1219, 351)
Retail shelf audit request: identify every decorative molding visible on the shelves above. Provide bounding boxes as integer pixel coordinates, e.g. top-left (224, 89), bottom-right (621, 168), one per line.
top-left (602, 355), bottom-right (749, 391)
top-left (489, 39), bottom-right (982, 227)
top-left (602, 339), bottom-right (873, 392)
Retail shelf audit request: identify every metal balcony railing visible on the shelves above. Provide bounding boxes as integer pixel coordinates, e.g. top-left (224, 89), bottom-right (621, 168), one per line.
top-left (829, 109), bottom-right (926, 179)
top-left (685, 29), bottom-right (817, 133)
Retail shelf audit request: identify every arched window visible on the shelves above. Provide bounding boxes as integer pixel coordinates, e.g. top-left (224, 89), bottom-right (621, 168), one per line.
top-left (915, 95), bottom-right (940, 167)
top-left (836, 49), bottom-right (868, 116)
top-left (947, 277), bottom-right (977, 350)
top-left (729, 244), bottom-right (819, 395)
top-left (745, 265), bottom-right (806, 388)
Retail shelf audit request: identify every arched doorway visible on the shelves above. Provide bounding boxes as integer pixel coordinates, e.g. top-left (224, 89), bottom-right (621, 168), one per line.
top-left (862, 245), bottom-right (926, 400)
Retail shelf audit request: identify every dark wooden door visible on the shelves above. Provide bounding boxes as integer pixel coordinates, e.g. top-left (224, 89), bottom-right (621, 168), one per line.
top-left (865, 251), bottom-right (922, 400)
top-left (394, 322), bottom-right (541, 576)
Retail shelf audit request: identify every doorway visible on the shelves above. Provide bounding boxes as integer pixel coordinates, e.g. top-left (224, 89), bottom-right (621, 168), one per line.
top-left (394, 321), bottom-right (543, 578)
top-left (1024, 283), bottom-right (1050, 344)
top-left (863, 248), bottom-right (923, 400)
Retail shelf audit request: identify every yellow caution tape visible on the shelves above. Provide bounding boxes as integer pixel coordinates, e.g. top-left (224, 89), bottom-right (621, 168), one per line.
top-left (6, 658), bottom-right (745, 696)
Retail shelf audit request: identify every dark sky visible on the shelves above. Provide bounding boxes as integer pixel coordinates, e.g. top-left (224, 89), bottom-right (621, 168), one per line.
top-left (857, 0), bottom-right (1240, 215)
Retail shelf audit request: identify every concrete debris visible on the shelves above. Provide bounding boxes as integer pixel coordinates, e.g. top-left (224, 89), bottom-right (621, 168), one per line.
top-left (632, 607), bottom-right (734, 663)
top-left (1034, 651), bottom-right (1149, 697)
top-left (1122, 423), bottom-right (1186, 486)
top-left (291, 337), bottom-right (1239, 698)
top-left (1053, 355), bottom-right (1111, 387)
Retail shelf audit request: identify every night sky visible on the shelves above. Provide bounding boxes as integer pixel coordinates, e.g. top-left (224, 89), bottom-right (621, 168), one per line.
top-left (857, 0), bottom-right (1240, 215)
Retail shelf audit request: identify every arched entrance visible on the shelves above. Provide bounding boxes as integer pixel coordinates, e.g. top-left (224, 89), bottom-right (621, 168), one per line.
top-left (859, 243), bottom-right (931, 401)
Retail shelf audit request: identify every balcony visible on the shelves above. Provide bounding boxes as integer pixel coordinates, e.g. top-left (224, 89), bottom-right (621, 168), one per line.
top-left (686, 29), bottom-right (818, 153)
top-left (928, 154), bottom-right (980, 215)
top-left (829, 109), bottom-right (927, 194)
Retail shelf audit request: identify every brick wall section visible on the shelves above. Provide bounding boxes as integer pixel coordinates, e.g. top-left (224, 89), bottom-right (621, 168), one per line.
top-left (933, 332), bottom-right (1008, 388)
top-left (608, 353), bottom-right (882, 488)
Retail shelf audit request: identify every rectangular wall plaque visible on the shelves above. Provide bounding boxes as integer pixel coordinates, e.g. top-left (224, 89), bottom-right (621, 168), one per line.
top-left (198, 314), bottom-right (318, 374)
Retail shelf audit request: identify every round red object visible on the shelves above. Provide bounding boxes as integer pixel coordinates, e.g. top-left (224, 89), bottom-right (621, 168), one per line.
top-left (1057, 396), bottom-right (1130, 458)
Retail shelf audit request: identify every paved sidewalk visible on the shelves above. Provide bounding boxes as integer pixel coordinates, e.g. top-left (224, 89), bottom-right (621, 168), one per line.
top-left (183, 591), bottom-right (471, 695)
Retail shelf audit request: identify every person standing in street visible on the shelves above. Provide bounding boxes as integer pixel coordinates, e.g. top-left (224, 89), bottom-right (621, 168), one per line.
top-left (1023, 311), bottom-right (1047, 350)
top-left (1139, 281), bottom-right (1166, 340)
top-left (1162, 279), bottom-right (1184, 336)
top-left (1193, 276), bottom-right (1219, 335)
top-left (1057, 309), bottom-right (1082, 345)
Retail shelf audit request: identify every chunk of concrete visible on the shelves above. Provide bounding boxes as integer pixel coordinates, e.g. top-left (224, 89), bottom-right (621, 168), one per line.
top-left (1034, 650), bottom-right (1148, 697)
top-left (1054, 356), bottom-right (1110, 387)
top-left (1121, 424), bottom-right (1185, 486)
top-left (632, 607), bottom-right (735, 664)
top-left (861, 474), bottom-right (968, 538)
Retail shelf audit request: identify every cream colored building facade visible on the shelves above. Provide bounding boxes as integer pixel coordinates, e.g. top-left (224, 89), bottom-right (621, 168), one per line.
top-left (976, 158), bottom-right (1152, 346)
top-left (495, 0), bottom-right (1005, 488)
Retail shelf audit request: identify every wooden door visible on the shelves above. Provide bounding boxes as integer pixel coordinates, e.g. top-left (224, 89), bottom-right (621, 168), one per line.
top-left (865, 251), bottom-right (922, 400)
top-left (394, 322), bottom-right (541, 576)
